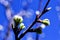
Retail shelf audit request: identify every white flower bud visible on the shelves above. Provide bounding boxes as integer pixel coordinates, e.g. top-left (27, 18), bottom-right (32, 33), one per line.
top-left (40, 24), bottom-right (46, 29)
top-left (20, 23), bottom-right (25, 29)
top-left (13, 15), bottom-right (23, 23)
top-left (46, 7), bottom-right (51, 10)
top-left (36, 11), bottom-right (40, 15)
top-left (42, 19), bottom-right (50, 25)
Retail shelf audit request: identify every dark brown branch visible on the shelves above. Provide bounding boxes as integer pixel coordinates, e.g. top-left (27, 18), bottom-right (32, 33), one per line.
top-left (19, 18), bottom-right (37, 39)
top-left (12, 24), bottom-right (20, 40)
top-left (17, 29), bottom-right (22, 35)
top-left (28, 29), bottom-right (36, 32)
top-left (39, 0), bottom-right (50, 18)
top-left (18, 0), bottom-right (50, 40)
top-left (44, 8), bottom-right (51, 13)
top-left (28, 27), bottom-right (42, 34)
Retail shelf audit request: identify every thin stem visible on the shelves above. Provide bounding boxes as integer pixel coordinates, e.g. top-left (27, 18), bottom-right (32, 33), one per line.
top-left (19, 0), bottom-right (50, 40)
top-left (17, 29), bottom-right (22, 35)
top-left (28, 29), bottom-right (36, 32)
top-left (19, 18), bottom-right (37, 39)
top-left (39, 0), bottom-right (50, 18)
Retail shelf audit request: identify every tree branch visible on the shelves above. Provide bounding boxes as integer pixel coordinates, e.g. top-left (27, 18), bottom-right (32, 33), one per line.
top-left (28, 27), bottom-right (42, 34)
top-left (39, 0), bottom-right (50, 18)
top-left (18, 0), bottom-right (50, 39)
top-left (19, 17), bottom-right (37, 39)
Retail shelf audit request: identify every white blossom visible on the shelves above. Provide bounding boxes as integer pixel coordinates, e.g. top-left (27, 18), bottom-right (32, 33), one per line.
top-left (36, 11), bottom-right (40, 15)
top-left (42, 19), bottom-right (50, 25)
top-left (13, 15), bottom-right (23, 23)
top-left (40, 24), bottom-right (46, 29)
top-left (47, 7), bottom-right (51, 10)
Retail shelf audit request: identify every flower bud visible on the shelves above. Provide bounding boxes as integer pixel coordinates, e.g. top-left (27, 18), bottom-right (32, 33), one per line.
top-left (46, 7), bottom-right (51, 11)
top-left (40, 24), bottom-right (46, 29)
top-left (36, 11), bottom-right (40, 15)
top-left (42, 19), bottom-right (50, 26)
top-left (36, 27), bottom-right (42, 34)
top-left (20, 23), bottom-right (25, 29)
top-left (13, 15), bottom-right (23, 24)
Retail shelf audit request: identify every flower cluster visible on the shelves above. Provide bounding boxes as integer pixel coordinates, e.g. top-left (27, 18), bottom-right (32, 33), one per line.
top-left (36, 19), bottom-right (50, 33)
top-left (13, 15), bottom-right (25, 29)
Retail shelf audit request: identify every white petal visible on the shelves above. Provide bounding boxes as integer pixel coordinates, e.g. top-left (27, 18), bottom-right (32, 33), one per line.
top-left (40, 24), bottom-right (46, 29)
top-left (20, 23), bottom-right (24, 26)
top-left (36, 11), bottom-right (40, 15)
top-left (13, 15), bottom-right (23, 19)
top-left (43, 19), bottom-right (50, 25)
top-left (47, 7), bottom-right (51, 10)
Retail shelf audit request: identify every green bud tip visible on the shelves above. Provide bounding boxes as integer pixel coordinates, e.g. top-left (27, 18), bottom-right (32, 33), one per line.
top-left (20, 23), bottom-right (25, 29)
top-left (42, 19), bottom-right (50, 26)
top-left (13, 15), bottom-right (23, 23)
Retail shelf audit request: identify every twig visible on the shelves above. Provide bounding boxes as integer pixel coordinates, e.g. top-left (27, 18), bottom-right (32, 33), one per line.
top-left (19, 0), bottom-right (50, 40)
top-left (28, 27), bottom-right (42, 33)
top-left (19, 18), bottom-right (37, 39)
top-left (0, 0), bottom-right (50, 40)
top-left (39, 0), bottom-right (50, 18)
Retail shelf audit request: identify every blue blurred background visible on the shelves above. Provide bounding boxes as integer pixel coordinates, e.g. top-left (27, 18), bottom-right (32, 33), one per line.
top-left (0, 0), bottom-right (60, 40)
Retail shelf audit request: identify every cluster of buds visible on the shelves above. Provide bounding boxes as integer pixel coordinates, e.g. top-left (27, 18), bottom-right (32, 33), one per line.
top-left (13, 15), bottom-right (25, 30)
top-left (12, 10), bottom-right (50, 39)
top-left (35, 19), bottom-right (50, 34)
top-left (26, 10), bottom-right (51, 34)
top-left (13, 15), bottom-right (23, 24)
top-left (19, 23), bottom-right (25, 29)
top-left (40, 19), bottom-right (50, 29)
top-left (42, 19), bottom-right (50, 26)
top-left (28, 18), bottom-right (50, 34)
